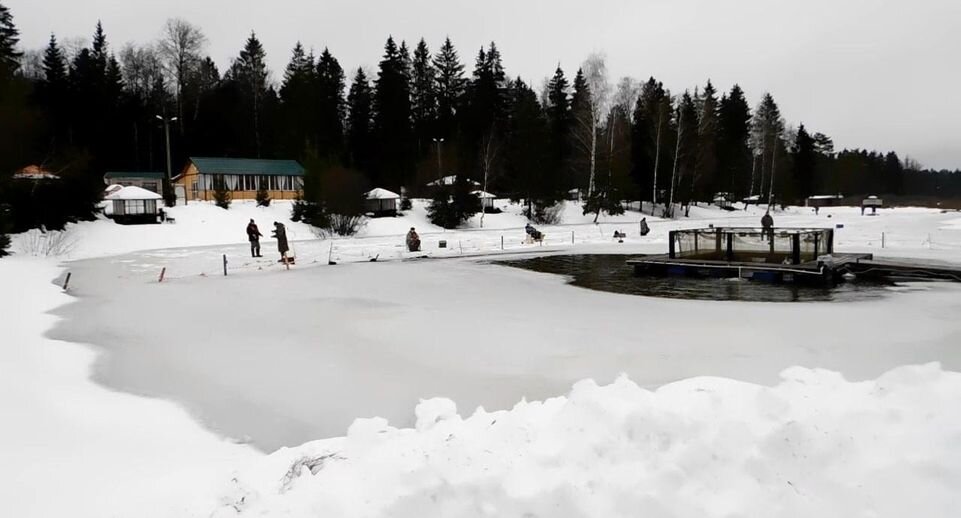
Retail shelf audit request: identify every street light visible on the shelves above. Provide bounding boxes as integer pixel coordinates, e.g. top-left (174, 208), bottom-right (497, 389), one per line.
top-left (432, 137), bottom-right (445, 182)
top-left (156, 114), bottom-right (179, 204)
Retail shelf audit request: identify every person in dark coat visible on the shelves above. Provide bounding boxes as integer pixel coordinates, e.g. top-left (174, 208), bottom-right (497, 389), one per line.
top-left (761, 211), bottom-right (774, 240)
top-left (406, 227), bottom-right (421, 252)
top-left (246, 219), bottom-right (263, 257)
top-left (640, 217), bottom-right (650, 236)
top-left (271, 221), bottom-right (290, 262)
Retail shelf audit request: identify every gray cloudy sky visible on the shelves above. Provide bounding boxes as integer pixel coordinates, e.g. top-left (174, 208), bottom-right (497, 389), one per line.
top-left (8, 0), bottom-right (961, 169)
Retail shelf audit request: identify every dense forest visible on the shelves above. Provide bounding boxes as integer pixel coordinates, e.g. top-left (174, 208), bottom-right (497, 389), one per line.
top-left (1, 3), bottom-right (959, 242)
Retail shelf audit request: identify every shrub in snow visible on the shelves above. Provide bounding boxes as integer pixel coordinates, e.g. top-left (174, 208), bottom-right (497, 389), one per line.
top-left (583, 189), bottom-right (625, 223)
top-left (213, 363), bottom-right (961, 518)
top-left (528, 201), bottom-right (563, 224)
top-left (256, 177), bottom-right (271, 207)
top-left (17, 228), bottom-right (77, 257)
top-left (213, 175), bottom-right (232, 210)
top-left (427, 175), bottom-right (481, 229)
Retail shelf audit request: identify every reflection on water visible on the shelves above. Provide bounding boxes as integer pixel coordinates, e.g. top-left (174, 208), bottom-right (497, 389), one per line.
top-left (500, 254), bottom-right (900, 303)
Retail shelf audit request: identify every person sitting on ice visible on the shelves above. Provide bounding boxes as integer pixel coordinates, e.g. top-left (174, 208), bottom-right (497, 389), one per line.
top-left (406, 227), bottom-right (421, 252)
top-left (525, 223), bottom-right (543, 242)
top-left (640, 217), bottom-right (650, 236)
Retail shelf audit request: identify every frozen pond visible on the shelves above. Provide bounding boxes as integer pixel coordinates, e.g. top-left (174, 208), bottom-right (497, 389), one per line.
top-left (500, 254), bottom-right (904, 302)
top-left (50, 248), bottom-right (961, 452)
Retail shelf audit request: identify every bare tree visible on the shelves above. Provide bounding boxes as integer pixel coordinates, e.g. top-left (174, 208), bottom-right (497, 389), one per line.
top-left (158, 18), bottom-right (206, 131)
top-left (120, 43), bottom-right (164, 100)
top-left (580, 53), bottom-right (611, 197)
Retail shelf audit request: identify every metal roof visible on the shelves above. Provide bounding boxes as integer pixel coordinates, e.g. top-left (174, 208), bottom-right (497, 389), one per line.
top-left (189, 157), bottom-right (305, 176)
top-left (104, 171), bottom-right (165, 180)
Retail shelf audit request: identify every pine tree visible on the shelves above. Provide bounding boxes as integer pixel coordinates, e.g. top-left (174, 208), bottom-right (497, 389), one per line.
top-left (347, 67), bottom-right (373, 172)
top-left (717, 84), bottom-right (752, 196)
top-left (569, 68), bottom-right (592, 192)
top-left (750, 93), bottom-right (785, 205)
top-left (42, 34), bottom-right (67, 85)
top-left (372, 36), bottom-right (414, 189)
top-left (432, 37), bottom-right (465, 138)
top-left (427, 173), bottom-right (480, 229)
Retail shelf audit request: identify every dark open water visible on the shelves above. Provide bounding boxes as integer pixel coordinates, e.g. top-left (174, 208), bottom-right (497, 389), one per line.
top-left (500, 254), bottom-right (902, 303)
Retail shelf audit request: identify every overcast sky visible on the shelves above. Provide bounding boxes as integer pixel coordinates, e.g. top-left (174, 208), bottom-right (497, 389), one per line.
top-left (7, 0), bottom-right (960, 169)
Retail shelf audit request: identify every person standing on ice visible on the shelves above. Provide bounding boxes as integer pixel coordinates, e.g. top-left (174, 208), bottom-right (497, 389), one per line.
top-left (761, 211), bottom-right (774, 240)
top-left (640, 217), bottom-right (650, 236)
top-left (271, 221), bottom-right (290, 263)
top-left (246, 219), bottom-right (263, 257)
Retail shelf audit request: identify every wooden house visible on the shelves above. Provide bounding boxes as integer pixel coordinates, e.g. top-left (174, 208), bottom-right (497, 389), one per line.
top-left (173, 157), bottom-right (305, 202)
top-left (104, 185), bottom-right (163, 224)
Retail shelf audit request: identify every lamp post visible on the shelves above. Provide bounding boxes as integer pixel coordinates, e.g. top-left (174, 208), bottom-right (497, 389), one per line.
top-left (156, 114), bottom-right (179, 204)
top-left (432, 137), bottom-right (445, 182)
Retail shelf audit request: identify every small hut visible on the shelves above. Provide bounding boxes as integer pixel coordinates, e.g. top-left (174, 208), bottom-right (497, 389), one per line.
top-left (104, 185), bottom-right (163, 224)
top-left (805, 194), bottom-right (844, 208)
top-left (426, 175), bottom-right (480, 188)
top-left (861, 195), bottom-right (882, 215)
top-left (472, 190), bottom-right (496, 211)
top-left (365, 188), bottom-right (401, 217)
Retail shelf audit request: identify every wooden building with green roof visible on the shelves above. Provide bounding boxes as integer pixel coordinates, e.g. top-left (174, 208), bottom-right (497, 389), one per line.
top-left (173, 157), bottom-right (305, 202)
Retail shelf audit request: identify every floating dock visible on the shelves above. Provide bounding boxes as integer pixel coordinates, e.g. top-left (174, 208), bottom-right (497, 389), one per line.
top-left (627, 226), bottom-right (961, 284)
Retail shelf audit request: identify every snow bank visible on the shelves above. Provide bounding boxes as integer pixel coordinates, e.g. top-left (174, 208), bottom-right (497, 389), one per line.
top-left (214, 364), bottom-right (961, 517)
top-left (0, 258), bottom-right (258, 518)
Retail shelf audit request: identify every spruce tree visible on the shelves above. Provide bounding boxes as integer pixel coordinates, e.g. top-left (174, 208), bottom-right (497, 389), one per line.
top-left (42, 34), bottom-right (67, 86)
top-left (750, 93), bottom-right (785, 205)
top-left (717, 84), bottom-right (752, 196)
top-left (570, 68), bottom-right (592, 191)
top-left (372, 36), bottom-right (414, 189)
top-left (230, 32), bottom-right (269, 157)
top-left (410, 38), bottom-right (437, 152)
top-left (279, 42), bottom-right (316, 156)
top-left (695, 80), bottom-right (719, 201)
top-left (545, 66), bottom-right (571, 192)
top-left (0, 1), bottom-right (21, 78)
top-left (432, 37), bottom-right (465, 138)
top-left (506, 78), bottom-right (551, 217)
top-left (347, 67), bottom-right (373, 172)
top-left (316, 48), bottom-right (346, 160)
top-left (793, 123), bottom-right (816, 199)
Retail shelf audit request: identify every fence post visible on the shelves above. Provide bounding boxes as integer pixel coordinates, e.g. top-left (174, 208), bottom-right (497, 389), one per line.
top-left (223, 254), bottom-right (228, 276)
top-left (62, 272), bottom-right (71, 291)
top-left (881, 232), bottom-right (885, 249)
top-left (501, 235), bottom-right (504, 250)
top-left (158, 267), bottom-right (166, 283)
top-left (571, 230), bottom-right (574, 244)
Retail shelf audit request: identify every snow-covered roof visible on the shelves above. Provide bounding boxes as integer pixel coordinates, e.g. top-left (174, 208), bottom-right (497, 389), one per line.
top-left (104, 185), bottom-right (163, 201)
top-left (104, 184), bottom-right (124, 196)
top-left (807, 194), bottom-right (844, 200)
top-left (427, 175), bottom-right (480, 187)
top-left (471, 190), bottom-right (496, 199)
top-left (742, 195), bottom-right (761, 201)
top-left (366, 188), bottom-right (400, 200)
top-left (13, 165), bottom-right (60, 180)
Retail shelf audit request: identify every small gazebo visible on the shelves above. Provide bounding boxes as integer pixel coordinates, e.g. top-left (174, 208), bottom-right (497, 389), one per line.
top-left (365, 188), bottom-right (401, 217)
top-left (104, 185), bottom-right (163, 224)
top-left (472, 190), bottom-right (496, 211)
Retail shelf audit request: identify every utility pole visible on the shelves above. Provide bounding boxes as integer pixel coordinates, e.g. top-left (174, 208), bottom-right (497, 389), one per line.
top-left (432, 137), bottom-right (445, 182)
top-left (156, 114), bottom-right (180, 204)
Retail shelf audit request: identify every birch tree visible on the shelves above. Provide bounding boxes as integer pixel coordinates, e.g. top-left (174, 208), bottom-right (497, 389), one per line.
top-left (158, 18), bottom-right (205, 132)
top-left (579, 53), bottom-right (610, 197)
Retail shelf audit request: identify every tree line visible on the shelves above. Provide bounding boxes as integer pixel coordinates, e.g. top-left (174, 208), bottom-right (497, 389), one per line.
top-left (1, 3), bottom-right (959, 244)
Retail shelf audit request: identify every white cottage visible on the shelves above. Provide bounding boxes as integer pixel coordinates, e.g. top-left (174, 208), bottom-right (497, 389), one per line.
top-left (365, 188), bottom-right (401, 217)
top-left (104, 185), bottom-right (163, 224)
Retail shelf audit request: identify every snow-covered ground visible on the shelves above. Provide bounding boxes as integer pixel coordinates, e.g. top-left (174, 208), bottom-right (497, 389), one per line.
top-left (4, 199), bottom-right (961, 517)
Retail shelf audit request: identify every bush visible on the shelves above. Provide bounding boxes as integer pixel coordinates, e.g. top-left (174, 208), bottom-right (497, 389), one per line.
top-left (327, 214), bottom-right (364, 236)
top-left (213, 175), bottom-right (231, 209)
top-left (526, 202), bottom-right (563, 225)
top-left (400, 197), bottom-right (412, 211)
top-left (256, 176), bottom-right (271, 207)
top-left (0, 203), bottom-right (11, 258)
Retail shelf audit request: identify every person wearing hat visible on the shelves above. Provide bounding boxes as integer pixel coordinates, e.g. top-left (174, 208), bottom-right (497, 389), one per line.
top-left (246, 219), bottom-right (263, 257)
top-left (406, 227), bottom-right (421, 252)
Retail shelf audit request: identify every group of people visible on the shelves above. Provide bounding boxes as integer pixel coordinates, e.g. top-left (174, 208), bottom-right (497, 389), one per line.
top-left (246, 219), bottom-right (290, 262)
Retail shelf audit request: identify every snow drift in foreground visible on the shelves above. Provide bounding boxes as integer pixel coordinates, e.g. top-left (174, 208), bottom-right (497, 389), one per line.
top-left (214, 364), bottom-right (961, 517)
